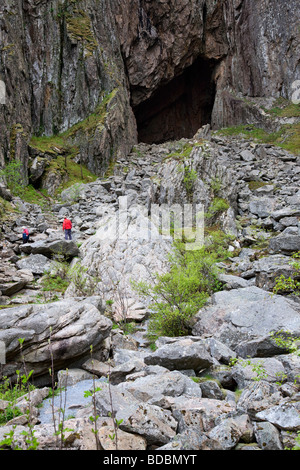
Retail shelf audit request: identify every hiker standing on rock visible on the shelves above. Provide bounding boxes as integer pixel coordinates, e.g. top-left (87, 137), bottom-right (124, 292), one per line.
top-left (63, 216), bottom-right (72, 240)
top-left (22, 227), bottom-right (30, 244)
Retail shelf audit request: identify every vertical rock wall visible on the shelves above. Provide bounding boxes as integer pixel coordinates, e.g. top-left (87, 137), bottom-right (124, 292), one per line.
top-left (0, 0), bottom-right (299, 182)
top-left (0, 0), bottom-right (137, 179)
top-left (116, 0), bottom-right (299, 134)
top-left (211, 0), bottom-right (300, 128)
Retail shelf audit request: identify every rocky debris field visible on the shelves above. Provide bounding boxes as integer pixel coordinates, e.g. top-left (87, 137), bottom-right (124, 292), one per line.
top-left (1, 129), bottom-right (300, 450)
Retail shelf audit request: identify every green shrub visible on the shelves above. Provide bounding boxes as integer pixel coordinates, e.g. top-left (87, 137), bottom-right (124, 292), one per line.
top-left (0, 406), bottom-right (23, 425)
top-left (68, 262), bottom-right (100, 296)
top-left (182, 166), bottom-right (198, 198)
top-left (0, 374), bottom-right (35, 425)
top-left (132, 239), bottom-right (228, 340)
top-left (205, 198), bottom-right (229, 220)
top-left (0, 160), bottom-right (25, 197)
top-left (40, 274), bottom-right (70, 293)
top-left (273, 252), bottom-right (300, 295)
top-left (205, 197), bottom-right (230, 225)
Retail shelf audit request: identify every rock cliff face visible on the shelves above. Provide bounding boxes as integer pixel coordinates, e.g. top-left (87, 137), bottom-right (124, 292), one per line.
top-left (119, 0), bottom-right (299, 141)
top-left (0, 0), bottom-right (299, 182)
top-left (0, 0), bottom-right (138, 182)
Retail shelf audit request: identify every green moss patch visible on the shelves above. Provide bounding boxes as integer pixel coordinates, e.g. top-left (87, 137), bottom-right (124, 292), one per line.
top-left (30, 89), bottom-right (117, 153)
top-left (248, 181), bottom-right (269, 191)
top-left (216, 123), bottom-right (300, 155)
top-left (66, 10), bottom-right (98, 56)
top-left (164, 141), bottom-right (204, 161)
top-left (28, 90), bottom-right (118, 195)
top-left (267, 98), bottom-right (300, 118)
top-left (30, 135), bottom-right (70, 156)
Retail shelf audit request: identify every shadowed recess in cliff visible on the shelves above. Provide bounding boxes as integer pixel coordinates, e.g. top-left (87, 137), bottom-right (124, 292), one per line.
top-left (133, 57), bottom-right (217, 144)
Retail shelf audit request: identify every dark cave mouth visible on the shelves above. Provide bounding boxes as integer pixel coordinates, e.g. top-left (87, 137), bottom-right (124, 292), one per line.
top-left (133, 57), bottom-right (217, 145)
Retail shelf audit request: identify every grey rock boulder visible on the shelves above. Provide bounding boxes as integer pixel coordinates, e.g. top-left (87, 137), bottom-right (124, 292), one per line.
top-left (117, 370), bottom-right (202, 403)
top-left (0, 184), bottom-right (12, 201)
top-left (167, 396), bottom-right (236, 434)
top-left (249, 197), bottom-right (277, 218)
top-left (192, 286), bottom-right (300, 356)
top-left (218, 273), bottom-right (250, 290)
top-left (255, 401), bottom-right (300, 431)
top-left (16, 254), bottom-right (51, 274)
top-left (240, 149), bottom-right (255, 162)
top-left (270, 208), bottom-right (300, 221)
top-left (0, 297), bottom-right (112, 381)
top-left (237, 381), bottom-right (283, 418)
top-left (252, 254), bottom-right (295, 291)
top-left (253, 421), bottom-right (284, 450)
top-left (231, 357), bottom-right (286, 388)
top-left (20, 239), bottom-right (79, 258)
top-left (144, 336), bottom-right (215, 372)
top-left (207, 417), bottom-right (245, 450)
top-left (156, 430), bottom-right (223, 451)
top-left (0, 280), bottom-right (27, 297)
top-left (269, 234), bottom-right (300, 254)
top-left (94, 382), bottom-right (177, 446)
top-left (199, 380), bottom-right (224, 400)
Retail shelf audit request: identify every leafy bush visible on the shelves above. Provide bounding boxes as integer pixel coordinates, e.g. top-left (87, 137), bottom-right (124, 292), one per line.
top-left (273, 252), bottom-right (300, 295)
top-left (205, 197), bottom-right (229, 221)
top-left (133, 236), bottom-right (230, 340)
top-left (0, 160), bottom-right (25, 197)
top-left (183, 166), bottom-right (198, 199)
top-left (68, 262), bottom-right (100, 296)
top-left (0, 406), bottom-right (23, 425)
top-left (0, 373), bottom-right (35, 425)
top-left (40, 274), bottom-right (70, 293)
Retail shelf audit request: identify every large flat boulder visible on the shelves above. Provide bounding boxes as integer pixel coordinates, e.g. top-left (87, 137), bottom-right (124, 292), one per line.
top-left (16, 253), bottom-right (51, 274)
top-left (192, 286), bottom-right (300, 357)
top-left (269, 233), bottom-right (300, 254)
top-left (117, 370), bottom-right (202, 403)
top-left (0, 296), bottom-right (112, 382)
top-left (144, 336), bottom-right (214, 371)
top-left (20, 239), bottom-right (79, 258)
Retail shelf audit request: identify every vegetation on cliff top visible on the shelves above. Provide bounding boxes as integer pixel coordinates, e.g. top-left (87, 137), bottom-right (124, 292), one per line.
top-left (27, 89), bottom-right (118, 197)
top-left (30, 89), bottom-right (118, 153)
top-left (216, 99), bottom-right (300, 154)
top-left (217, 122), bottom-right (300, 155)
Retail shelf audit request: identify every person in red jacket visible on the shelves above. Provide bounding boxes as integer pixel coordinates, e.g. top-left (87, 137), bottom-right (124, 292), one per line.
top-left (62, 217), bottom-right (72, 240)
top-left (22, 227), bottom-right (30, 244)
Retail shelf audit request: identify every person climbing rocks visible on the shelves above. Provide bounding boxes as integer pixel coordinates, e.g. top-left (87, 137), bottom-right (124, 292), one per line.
top-left (63, 216), bottom-right (72, 240)
top-left (22, 227), bottom-right (30, 244)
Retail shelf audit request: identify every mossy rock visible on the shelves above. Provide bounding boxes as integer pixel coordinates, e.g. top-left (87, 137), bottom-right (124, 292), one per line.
top-left (66, 10), bottom-right (98, 56)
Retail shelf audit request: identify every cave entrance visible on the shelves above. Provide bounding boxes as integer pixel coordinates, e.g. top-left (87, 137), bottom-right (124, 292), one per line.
top-left (133, 57), bottom-right (217, 144)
